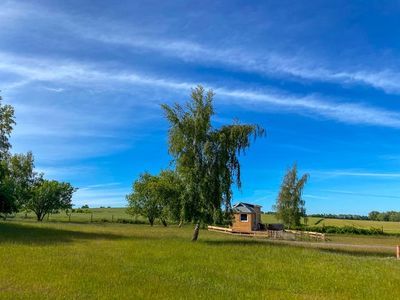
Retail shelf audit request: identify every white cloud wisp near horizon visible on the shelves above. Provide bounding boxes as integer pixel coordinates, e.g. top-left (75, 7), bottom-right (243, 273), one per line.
top-left (2, 52), bottom-right (400, 130)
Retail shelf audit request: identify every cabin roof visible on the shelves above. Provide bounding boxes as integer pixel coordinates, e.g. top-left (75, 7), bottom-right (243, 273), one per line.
top-left (232, 202), bottom-right (262, 214)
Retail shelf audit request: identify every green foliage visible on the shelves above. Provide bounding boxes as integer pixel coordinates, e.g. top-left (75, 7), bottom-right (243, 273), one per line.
top-left (274, 163), bottom-right (309, 227)
top-left (115, 218), bottom-right (146, 224)
top-left (126, 171), bottom-right (183, 226)
top-left (309, 213), bottom-right (369, 220)
top-left (0, 95), bottom-right (76, 220)
top-left (0, 94), bottom-right (15, 160)
top-left (368, 210), bottom-right (400, 222)
top-left (26, 179), bottom-right (76, 221)
top-left (74, 208), bottom-right (92, 214)
top-left (0, 94), bottom-right (16, 216)
top-left (156, 170), bottom-right (184, 223)
top-left (297, 225), bottom-right (385, 235)
top-left (162, 86), bottom-right (264, 235)
top-left (0, 171), bottom-right (16, 218)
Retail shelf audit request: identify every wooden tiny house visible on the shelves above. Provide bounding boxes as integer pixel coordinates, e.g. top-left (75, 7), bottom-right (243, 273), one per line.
top-left (231, 202), bottom-right (262, 232)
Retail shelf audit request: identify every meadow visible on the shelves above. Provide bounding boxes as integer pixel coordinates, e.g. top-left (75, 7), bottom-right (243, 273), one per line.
top-left (262, 214), bottom-right (400, 234)
top-left (1, 220), bottom-right (400, 300)
top-left (12, 208), bottom-right (400, 234)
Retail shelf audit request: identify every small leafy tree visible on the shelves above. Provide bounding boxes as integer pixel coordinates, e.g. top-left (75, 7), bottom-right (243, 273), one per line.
top-left (126, 172), bottom-right (163, 226)
top-left (274, 163), bottom-right (309, 227)
top-left (126, 171), bottom-right (184, 226)
top-left (27, 179), bottom-right (76, 221)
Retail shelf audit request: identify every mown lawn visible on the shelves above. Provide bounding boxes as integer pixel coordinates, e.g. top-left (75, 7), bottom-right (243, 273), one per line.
top-left (1, 221), bottom-right (400, 299)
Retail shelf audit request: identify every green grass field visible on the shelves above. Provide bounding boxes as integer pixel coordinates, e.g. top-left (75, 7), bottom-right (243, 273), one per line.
top-left (262, 214), bottom-right (400, 234)
top-left (1, 220), bottom-right (400, 299)
top-left (13, 207), bottom-right (133, 223)
top-left (11, 208), bottom-right (400, 235)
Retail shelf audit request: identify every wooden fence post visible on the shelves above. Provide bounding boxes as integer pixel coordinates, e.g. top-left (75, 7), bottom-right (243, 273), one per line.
top-left (90, 213), bottom-right (93, 223)
top-left (397, 245), bottom-right (400, 260)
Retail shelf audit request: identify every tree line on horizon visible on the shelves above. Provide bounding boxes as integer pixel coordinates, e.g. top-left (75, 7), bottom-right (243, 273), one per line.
top-left (0, 95), bottom-right (76, 221)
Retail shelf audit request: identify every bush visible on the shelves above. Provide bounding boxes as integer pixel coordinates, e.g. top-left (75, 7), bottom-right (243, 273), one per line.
top-left (75, 209), bottom-right (91, 214)
top-left (295, 225), bottom-right (385, 235)
top-left (116, 218), bottom-right (146, 224)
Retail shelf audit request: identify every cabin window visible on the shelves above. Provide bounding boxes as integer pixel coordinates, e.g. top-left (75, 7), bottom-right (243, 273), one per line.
top-left (240, 214), bottom-right (248, 222)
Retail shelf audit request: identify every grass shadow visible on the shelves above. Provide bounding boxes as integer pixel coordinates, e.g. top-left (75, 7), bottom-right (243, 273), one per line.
top-left (0, 222), bottom-right (126, 245)
top-left (317, 247), bottom-right (394, 258)
top-left (203, 238), bottom-right (394, 258)
top-left (314, 218), bottom-right (324, 225)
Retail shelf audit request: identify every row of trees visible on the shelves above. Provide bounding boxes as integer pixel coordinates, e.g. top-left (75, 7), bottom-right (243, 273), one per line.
top-left (308, 213), bottom-right (369, 220)
top-left (127, 86), bottom-right (264, 240)
top-left (0, 95), bottom-right (76, 221)
top-left (368, 211), bottom-right (400, 222)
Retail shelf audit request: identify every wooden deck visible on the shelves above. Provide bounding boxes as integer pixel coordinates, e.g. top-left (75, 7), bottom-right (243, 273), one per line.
top-left (207, 225), bottom-right (325, 241)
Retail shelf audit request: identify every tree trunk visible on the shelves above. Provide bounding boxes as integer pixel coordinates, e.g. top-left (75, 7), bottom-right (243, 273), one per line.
top-left (191, 223), bottom-right (200, 241)
top-left (161, 219), bottom-right (167, 227)
top-left (178, 220), bottom-right (183, 228)
top-left (149, 217), bottom-right (154, 226)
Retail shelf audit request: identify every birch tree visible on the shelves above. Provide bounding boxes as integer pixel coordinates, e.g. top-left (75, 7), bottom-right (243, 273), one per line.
top-left (162, 86), bottom-right (264, 241)
top-left (274, 163), bottom-right (309, 227)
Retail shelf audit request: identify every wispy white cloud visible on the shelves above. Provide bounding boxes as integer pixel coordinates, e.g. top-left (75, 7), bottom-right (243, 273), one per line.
top-left (2, 1), bottom-right (400, 94)
top-left (42, 87), bottom-right (65, 93)
top-left (312, 170), bottom-right (400, 178)
top-left (303, 194), bottom-right (330, 200)
top-left (73, 185), bottom-right (128, 207)
top-left (2, 52), bottom-right (400, 130)
top-left (36, 165), bottom-right (98, 179)
top-left (316, 189), bottom-right (400, 200)
top-left (79, 182), bottom-right (122, 190)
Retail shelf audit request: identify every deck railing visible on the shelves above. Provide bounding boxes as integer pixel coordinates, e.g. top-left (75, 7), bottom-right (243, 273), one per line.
top-left (207, 226), bottom-right (325, 241)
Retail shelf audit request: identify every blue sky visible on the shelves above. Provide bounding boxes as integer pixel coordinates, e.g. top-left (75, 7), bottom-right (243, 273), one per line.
top-left (2, 0), bottom-right (400, 214)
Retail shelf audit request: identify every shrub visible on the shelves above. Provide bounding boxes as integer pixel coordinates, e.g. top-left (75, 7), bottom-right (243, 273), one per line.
top-left (116, 218), bottom-right (146, 224)
top-left (294, 225), bottom-right (385, 235)
top-left (75, 209), bottom-right (91, 214)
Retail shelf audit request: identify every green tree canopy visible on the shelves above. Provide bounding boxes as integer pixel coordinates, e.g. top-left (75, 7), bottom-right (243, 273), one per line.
top-left (0, 94), bottom-right (16, 216)
top-left (274, 163), bottom-right (309, 227)
top-left (27, 179), bottom-right (76, 221)
top-left (127, 172), bottom-right (164, 226)
top-left (0, 94), bottom-right (15, 160)
top-left (162, 86), bottom-right (264, 240)
top-left (127, 170), bottom-right (183, 226)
